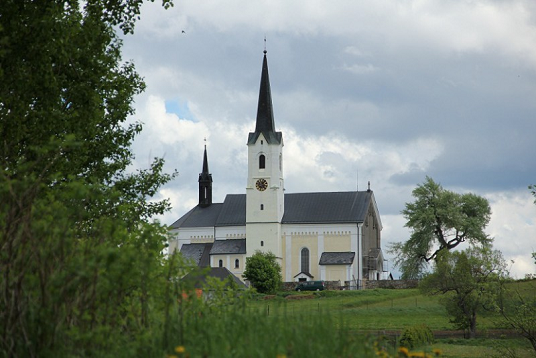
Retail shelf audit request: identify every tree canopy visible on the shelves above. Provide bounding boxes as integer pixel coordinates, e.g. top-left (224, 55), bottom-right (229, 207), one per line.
top-left (0, 1), bottom-right (181, 355)
top-left (420, 245), bottom-right (506, 338)
top-left (390, 177), bottom-right (492, 279)
top-left (243, 251), bottom-right (282, 294)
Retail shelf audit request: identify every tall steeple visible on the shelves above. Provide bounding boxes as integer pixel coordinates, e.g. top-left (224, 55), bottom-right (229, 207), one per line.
top-left (247, 50), bottom-right (282, 145)
top-left (198, 145), bottom-right (212, 207)
top-left (246, 47), bottom-right (284, 261)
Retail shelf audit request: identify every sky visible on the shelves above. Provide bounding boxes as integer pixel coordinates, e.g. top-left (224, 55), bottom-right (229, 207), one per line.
top-left (121, 0), bottom-right (536, 279)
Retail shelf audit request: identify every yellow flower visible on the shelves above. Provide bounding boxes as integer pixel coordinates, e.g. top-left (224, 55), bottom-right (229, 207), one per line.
top-left (432, 349), bottom-right (442, 356)
top-left (166, 355), bottom-right (178, 358)
top-left (408, 352), bottom-right (429, 358)
top-left (398, 347), bottom-right (409, 356)
top-left (175, 346), bottom-right (186, 354)
top-left (276, 355), bottom-right (286, 358)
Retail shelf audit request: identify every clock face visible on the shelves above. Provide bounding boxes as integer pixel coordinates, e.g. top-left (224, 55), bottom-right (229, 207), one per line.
top-left (255, 178), bottom-right (268, 191)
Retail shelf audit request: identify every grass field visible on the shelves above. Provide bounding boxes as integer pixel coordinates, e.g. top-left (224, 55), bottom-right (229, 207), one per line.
top-left (244, 281), bottom-right (536, 357)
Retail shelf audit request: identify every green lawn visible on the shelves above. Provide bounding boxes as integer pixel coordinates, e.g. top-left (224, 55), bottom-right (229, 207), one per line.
top-left (244, 281), bottom-right (536, 357)
top-left (250, 289), bottom-right (458, 330)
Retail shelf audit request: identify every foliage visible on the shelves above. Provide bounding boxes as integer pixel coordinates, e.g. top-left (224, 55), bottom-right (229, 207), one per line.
top-left (494, 186), bottom-right (536, 351)
top-left (0, 1), bottom-right (179, 356)
top-left (499, 294), bottom-right (536, 352)
top-left (166, 294), bottom-right (380, 358)
top-left (390, 177), bottom-right (492, 279)
top-left (420, 245), bottom-right (507, 338)
top-left (497, 264), bottom-right (536, 352)
top-left (243, 250), bottom-right (282, 294)
top-left (399, 324), bottom-right (434, 349)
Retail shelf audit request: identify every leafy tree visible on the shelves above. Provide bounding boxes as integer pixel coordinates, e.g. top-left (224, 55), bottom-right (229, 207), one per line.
top-left (498, 283), bottom-right (536, 352)
top-left (496, 186), bottom-right (536, 352)
top-left (390, 177), bottom-right (492, 278)
top-left (420, 245), bottom-right (506, 338)
top-left (0, 1), bottom-right (182, 356)
top-left (243, 251), bottom-right (282, 294)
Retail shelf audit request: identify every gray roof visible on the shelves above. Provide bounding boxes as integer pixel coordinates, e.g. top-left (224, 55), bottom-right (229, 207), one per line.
top-left (293, 271), bottom-right (314, 278)
top-left (282, 191), bottom-right (371, 224)
top-left (180, 243), bottom-right (213, 266)
top-left (215, 195), bottom-right (246, 226)
top-left (170, 191), bottom-right (372, 229)
top-left (210, 239), bottom-right (246, 255)
top-left (170, 203), bottom-right (224, 228)
top-left (319, 252), bottom-right (356, 265)
top-left (183, 267), bottom-right (246, 289)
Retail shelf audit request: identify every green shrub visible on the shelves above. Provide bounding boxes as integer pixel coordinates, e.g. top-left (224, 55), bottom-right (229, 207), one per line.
top-left (399, 324), bottom-right (434, 349)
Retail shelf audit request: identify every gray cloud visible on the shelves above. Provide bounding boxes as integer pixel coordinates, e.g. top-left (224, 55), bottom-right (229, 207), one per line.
top-left (123, 0), bottom-right (536, 278)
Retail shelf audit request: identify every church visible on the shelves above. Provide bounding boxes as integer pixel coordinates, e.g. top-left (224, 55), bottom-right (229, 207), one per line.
top-left (169, 50), bottom-right (385, 288)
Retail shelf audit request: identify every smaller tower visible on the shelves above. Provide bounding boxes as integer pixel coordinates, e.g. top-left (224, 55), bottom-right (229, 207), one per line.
top-left (198, 145), bottom-right (212, 207)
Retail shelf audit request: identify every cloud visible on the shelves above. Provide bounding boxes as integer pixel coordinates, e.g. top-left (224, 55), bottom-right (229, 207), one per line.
top-left (486, 190), bottom-right (536, 278)
top-left (123, 0), bottom-right (536, 279)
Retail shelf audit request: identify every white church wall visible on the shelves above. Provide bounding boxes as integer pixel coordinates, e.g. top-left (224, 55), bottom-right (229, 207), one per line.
top-left (169, 227), bottom-right (214, 254)
top-left (246, 222), bottom-right (282, 258)
top-left (281, 223), bottom-right (360, 282)
top-left (323, 265), bottom-right (350, 283)
top-left (288, 232), bottom-right (320, 280)
top-left (215, 226), bottom-right (246, 240)
top-left (209, 253), bottom-right (247, 281)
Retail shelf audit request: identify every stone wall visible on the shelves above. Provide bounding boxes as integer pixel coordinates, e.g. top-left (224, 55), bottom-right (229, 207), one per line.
top-left (281, 280), bottom-right (341, 291)
top-left (281, 279), bottom-right (419, 291)
top-left (364, 279), bottom-right (419, 289)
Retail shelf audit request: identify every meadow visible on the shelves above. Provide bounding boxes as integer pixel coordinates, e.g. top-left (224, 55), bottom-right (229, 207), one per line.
top-left (163, 280), bottom-right (535, 357)
top-left (237, 282), bottom-right (536, 358)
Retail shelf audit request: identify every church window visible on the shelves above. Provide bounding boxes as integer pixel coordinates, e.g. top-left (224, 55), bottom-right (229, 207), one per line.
top-left (279, 153), bottom-right (282, 171)
top-left (218, 259), bottom-right (223, 268)
top-left (261, 140), bottom-right (263, 145)
top-left (261, 241), bottom-right (264, 247)
top-left (235, 259), bottom-right (240, 269)
top-left (301, 248), bottom-right (310, 273)
top-left (259, 155), bottom-right (265, 169)
top-left (260, 204), bottom-right (264, 210)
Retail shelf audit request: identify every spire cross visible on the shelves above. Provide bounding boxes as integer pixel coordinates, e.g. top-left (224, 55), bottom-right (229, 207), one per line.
top-left (264, 36), bottom-right (267, 54)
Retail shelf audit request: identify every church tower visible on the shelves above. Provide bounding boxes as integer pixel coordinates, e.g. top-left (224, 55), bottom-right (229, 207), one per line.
top-left (198, 145), bottom-right (212, 207)
top-left (246, 50), bottom-right (284, 259)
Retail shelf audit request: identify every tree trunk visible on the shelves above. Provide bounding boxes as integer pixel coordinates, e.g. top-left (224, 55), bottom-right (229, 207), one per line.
top-left (468, 311), bottom-right (477, 339)
top-left (528, 336), bottom-right (536, 353)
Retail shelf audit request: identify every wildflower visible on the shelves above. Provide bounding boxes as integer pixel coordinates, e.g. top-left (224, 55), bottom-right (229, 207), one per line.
top-left (432, 348), bottom-right (441, 356)
top-left (398, 347), bottom-right (409, 356)
top-left (408, 352), bottom-right (429, 358)
top-left (175, 346), bottom-right (186, 354)
top-left (276, 355), bottom-right (286, 358)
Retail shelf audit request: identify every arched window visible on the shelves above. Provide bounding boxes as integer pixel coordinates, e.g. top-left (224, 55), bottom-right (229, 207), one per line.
top-left (259, 154), bottom-right (265, 169)
top-left (235, 259), bottom-right (240, 269)
top-left (260, 204), bottom-right (264, 210)
top-left (301, 248), bottom-right (310, 273)
top-left (218, 259), bottom-right (223, 268)
top-left (261, 241), bottom-right (264, 247)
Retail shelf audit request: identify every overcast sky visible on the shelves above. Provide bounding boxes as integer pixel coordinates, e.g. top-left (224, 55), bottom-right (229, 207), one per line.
top-left (121, 0), bottom-right (536, 279)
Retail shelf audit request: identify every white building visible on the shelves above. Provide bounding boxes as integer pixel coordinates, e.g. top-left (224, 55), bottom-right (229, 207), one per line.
top-left (169, 51), bottom-right (385, 288)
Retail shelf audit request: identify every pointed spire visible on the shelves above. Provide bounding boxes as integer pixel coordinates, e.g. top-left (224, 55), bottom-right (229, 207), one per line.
top-left (248, 48), bottom-right (282, 145)
top-left (202, 143), bottom-right (209, 175)
top-left (198, 143), bottom-right (212, 207)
